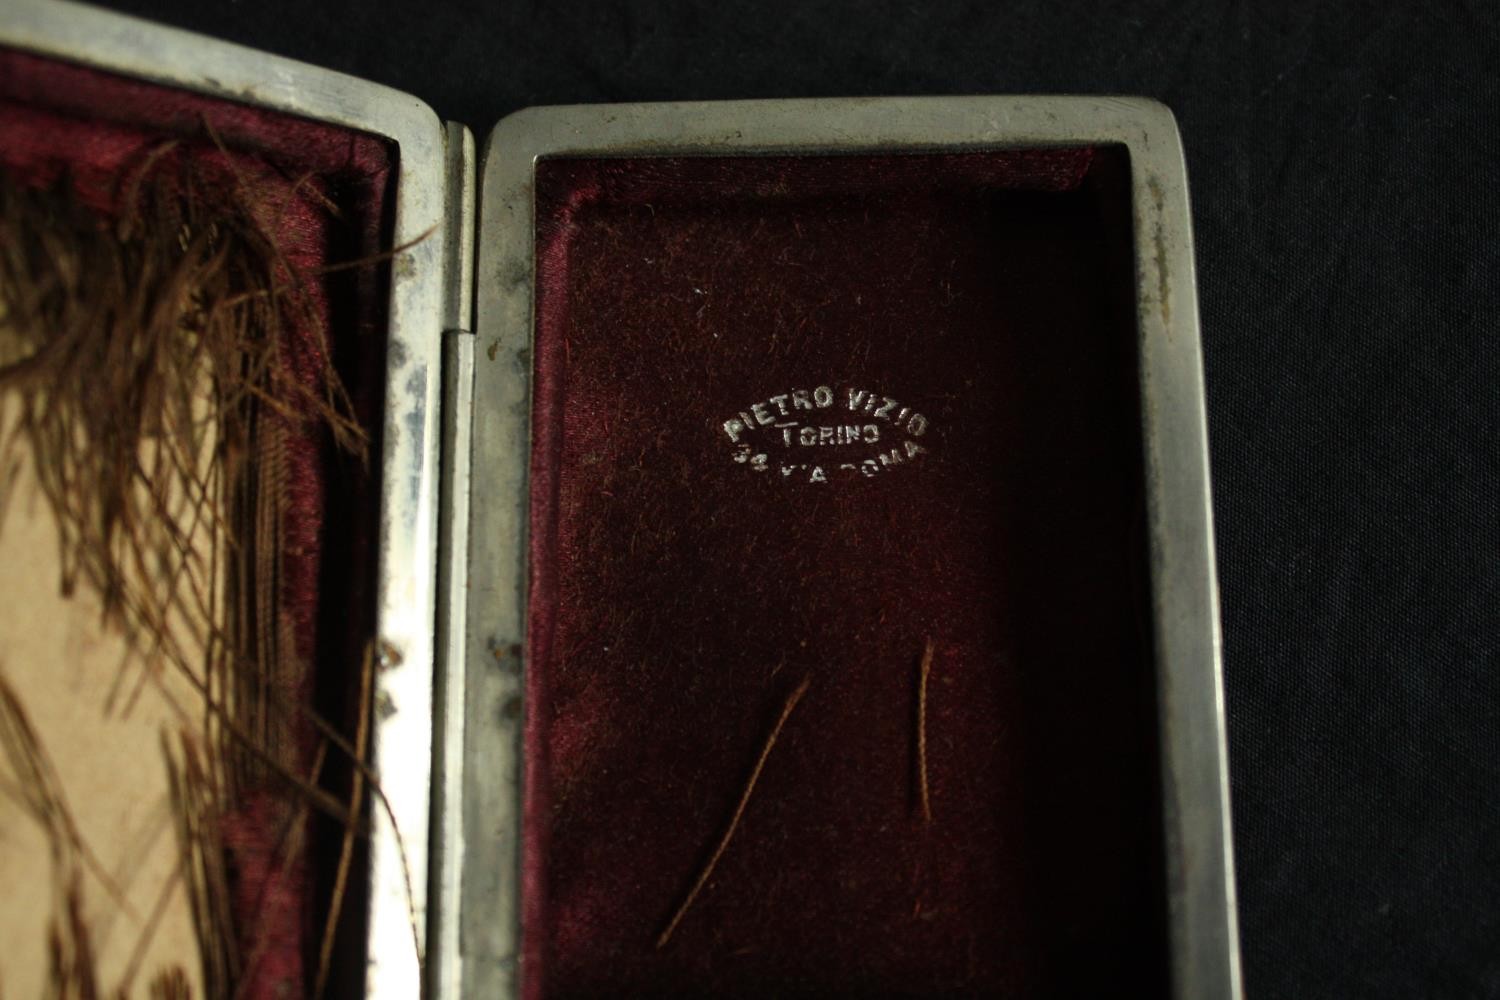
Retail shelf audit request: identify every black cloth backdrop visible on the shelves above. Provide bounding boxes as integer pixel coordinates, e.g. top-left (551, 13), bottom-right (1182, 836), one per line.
top-left (86, 1), bottom-right (1500, 997)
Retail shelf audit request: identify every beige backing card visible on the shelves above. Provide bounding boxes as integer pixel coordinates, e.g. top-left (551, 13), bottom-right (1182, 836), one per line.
top-left (0, 393), bottom-right (206, 999)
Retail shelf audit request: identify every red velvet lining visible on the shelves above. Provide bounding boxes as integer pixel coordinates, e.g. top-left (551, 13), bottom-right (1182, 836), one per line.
top-left (528, 149), bottom-right (1166, 997)
top-left (0, 48), bottom-right (393, 999)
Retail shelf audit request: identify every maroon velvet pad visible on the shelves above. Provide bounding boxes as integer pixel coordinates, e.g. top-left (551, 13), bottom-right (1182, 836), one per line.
top-left (0, 48), bottom-right (393, 1000)
top-left (528, 149), bottom-right (1166, 998)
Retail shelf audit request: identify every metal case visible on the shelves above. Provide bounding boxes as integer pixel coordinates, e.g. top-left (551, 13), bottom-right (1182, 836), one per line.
top-left (0, 4), bottom-right (1239, 998)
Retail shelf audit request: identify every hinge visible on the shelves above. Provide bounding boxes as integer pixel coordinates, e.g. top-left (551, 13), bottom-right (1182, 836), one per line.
top-left (443, 121), bottom-right (476, 336)
top-left (429, 119), bottom-right (477, 1000)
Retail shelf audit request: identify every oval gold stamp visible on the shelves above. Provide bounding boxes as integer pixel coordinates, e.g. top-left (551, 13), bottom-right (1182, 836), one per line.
top-left (721, 385), bottom-right (930, 484)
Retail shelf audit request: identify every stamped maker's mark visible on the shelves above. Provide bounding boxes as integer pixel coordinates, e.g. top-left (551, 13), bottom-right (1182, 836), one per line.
top-left (722, 385), bottom-right (930, 484)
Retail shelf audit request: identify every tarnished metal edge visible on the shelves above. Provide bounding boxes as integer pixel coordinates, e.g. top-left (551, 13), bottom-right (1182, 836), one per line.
top-left (1131, 111), bottom-right (1244, 1000)
top-left (460, 127), bottom-right (529, 999)
top-left (430, 121), bottom-right (477, 1000)
top-left (0, 4), bottom-right (450, 997)
top-left (470, 96), bottom-right (1242, 1000)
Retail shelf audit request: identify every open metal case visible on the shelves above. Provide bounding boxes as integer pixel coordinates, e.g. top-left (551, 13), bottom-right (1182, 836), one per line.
top-left (1, 2), bottom-right (1241, 998)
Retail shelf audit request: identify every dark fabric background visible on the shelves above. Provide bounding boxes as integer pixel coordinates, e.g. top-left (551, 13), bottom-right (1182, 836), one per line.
top-left (88, 1), bottom-right (1499, 996)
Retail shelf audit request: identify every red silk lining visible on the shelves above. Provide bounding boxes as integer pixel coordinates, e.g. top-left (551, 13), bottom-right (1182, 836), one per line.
top-left (526, 148), bottom-right (1168, 997)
